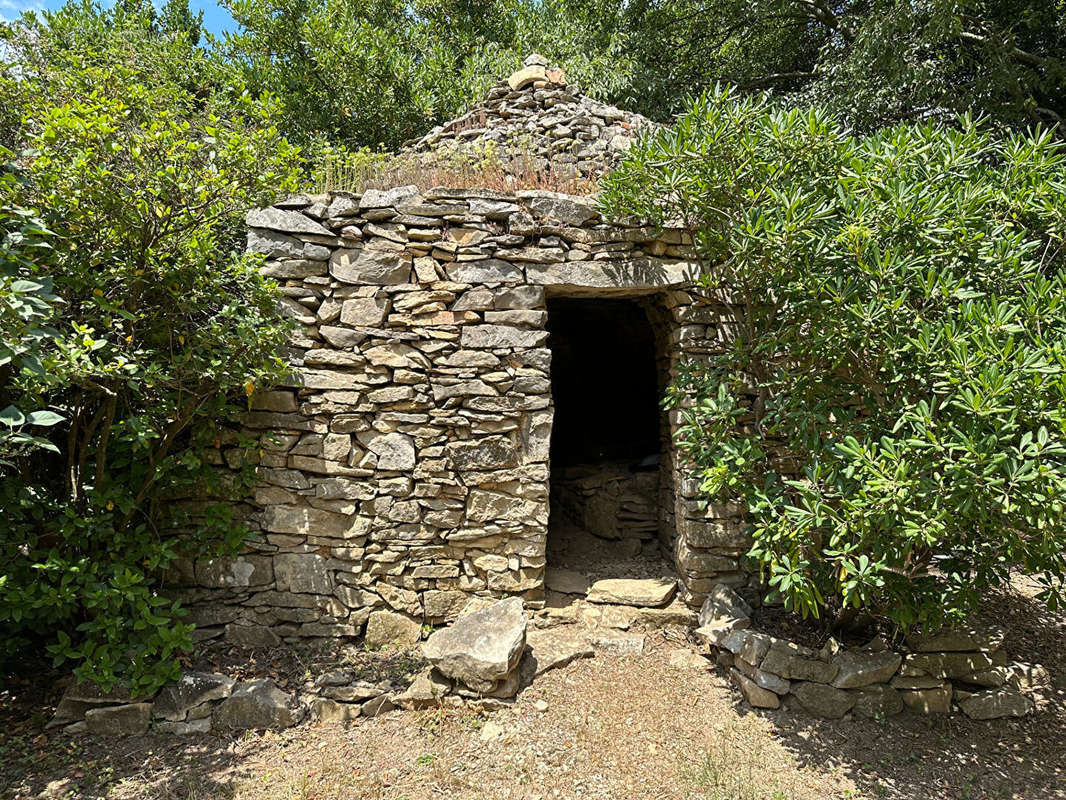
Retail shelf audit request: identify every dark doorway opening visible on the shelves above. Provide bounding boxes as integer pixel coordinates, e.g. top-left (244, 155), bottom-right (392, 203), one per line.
top-left (548, 297), bottom-right (660, 469)
top-left (545, 296), bottom-right (673, 595)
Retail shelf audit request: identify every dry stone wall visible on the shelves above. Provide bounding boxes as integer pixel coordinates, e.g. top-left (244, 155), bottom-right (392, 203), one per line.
top-left (553, 464), bottom-right (660, 547)
top-left (698, 586), bottom-right (1047, 720)
top-left (171, 186), bottom-right (753, 645)
top-left (406, 54), bottom-right (656, 184)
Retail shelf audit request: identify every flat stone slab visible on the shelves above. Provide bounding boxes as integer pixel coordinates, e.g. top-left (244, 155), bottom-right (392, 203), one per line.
top-left (422, 597), bottom-right (527, 691)
top-left (959, 688), bottom-right (1034, 720)
top-left (544, 568), bottom-right (590, 595)
top-left (84, 703), bottom-right (152, 736)
top-left (588, 631), bottom-right (646, 656)
top-left (586, 577), bottom-right (677, 608)
top-left (522, 626), bottom-right (595, 680)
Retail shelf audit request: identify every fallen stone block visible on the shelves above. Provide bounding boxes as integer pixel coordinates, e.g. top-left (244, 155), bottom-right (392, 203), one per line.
top-left (213, 679), bottom-right (305, 730)
top-left (958, 688), bottom-right (1035, 720)
top-left (521, 626), bottom-right (595, 682)
top-left (422, 596), bottom-right (527, 692)
top-left (153, 672), bottom-right (235, 722)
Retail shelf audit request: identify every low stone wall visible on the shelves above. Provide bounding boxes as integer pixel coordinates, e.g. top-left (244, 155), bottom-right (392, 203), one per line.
top-left (553, 463), bottom-right (659, 544)
top-left (698, 586), bottom-right (1048, 720)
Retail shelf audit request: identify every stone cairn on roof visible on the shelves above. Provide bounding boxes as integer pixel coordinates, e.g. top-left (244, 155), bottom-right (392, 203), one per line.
top-left (405, 54), bottom-right (656, 185)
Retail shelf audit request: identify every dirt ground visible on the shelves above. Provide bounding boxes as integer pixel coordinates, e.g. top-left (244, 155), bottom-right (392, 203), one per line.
top-left (3, 577), bottom-right (1064, 800)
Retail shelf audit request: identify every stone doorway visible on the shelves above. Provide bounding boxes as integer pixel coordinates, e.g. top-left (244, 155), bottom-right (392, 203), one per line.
top-left (544, 296), bottom-right (679, 598)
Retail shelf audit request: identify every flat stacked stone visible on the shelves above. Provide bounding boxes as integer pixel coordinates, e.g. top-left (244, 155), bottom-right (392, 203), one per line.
top-left (698, 594), bottom-right (1044, 721)
top-left (405, 54), bottom-right (657, 185)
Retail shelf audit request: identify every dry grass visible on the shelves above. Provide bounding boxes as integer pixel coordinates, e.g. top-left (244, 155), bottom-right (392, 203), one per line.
top-left (311, 141), bottom-right (599, 196)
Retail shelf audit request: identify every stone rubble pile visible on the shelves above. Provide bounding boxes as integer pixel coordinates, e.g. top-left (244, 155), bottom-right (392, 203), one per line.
top-left (406, 54), bottom-right (657, 184)
top-left (698, 585), bottom-right (1047, 720)
top-left (49, 597), bottom-right (659, 735)
top-left (553, 463), bottom-right (660, 549)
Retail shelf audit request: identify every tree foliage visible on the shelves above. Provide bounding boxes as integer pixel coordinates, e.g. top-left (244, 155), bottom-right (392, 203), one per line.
top-left (220, 0), bottom-right (636, 151)
top-left (588, 0), bottom-right (1066, 130)
top-left (601, 87), bottom-right (1066, 628)
top-left (223, 0), bottom-right (1066, 151)
top-left (0, 5), bottom-right (299, 691)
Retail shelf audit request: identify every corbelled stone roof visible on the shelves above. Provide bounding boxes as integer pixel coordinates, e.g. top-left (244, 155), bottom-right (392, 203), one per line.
top-left (405, 54), bottom-right (656, 183)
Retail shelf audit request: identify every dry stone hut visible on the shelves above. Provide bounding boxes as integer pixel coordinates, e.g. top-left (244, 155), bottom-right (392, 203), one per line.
top-left (51, 57), bottom-right (1043, 731)
top-left (176, 56), bottom-right (752, 646)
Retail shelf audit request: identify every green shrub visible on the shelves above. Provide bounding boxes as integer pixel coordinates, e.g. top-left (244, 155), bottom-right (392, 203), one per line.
top-left (601, 87), bottom-right (1066, 629)
top-left (0, 9), bottom-right (299, 692)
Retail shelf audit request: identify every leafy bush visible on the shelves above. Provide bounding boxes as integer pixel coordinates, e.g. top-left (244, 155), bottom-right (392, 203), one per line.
top-left (601, 87), bottom-right (1066, 629)
top-left (0, 8), bottom-right (299, 692)
top-left (0, 176), bottom-right (66, 464)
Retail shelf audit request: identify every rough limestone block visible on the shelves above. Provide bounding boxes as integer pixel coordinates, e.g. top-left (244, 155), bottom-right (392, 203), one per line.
top-left (544, 568), bottom-right (589, 595)
top-left (831, 649), bottom-right (903, 689)
top-left (460, 324), bottom-right (549, 349)
top-left (761, 642), bottom-right (839, 684)
top-left (340, 295), bottom-right (390, 326)
top-left (524, 259), bottom-right (697, 289)
top-left (214, 679), bottom-right (305, 730)
top-left (698, 584), bottom-right (752, 627)
top-left (422, 597), bottom-right (527, 691)
top-left (905, 625), bottom-right (1006, 653)
top-left (445, 437), bottom-right (518, 470)
top-left (364, 610), bottom-right (422, 649)
top-left (246, 207), bottom-right (331, 236)
top-left (958, 688), bottom-right (1034, 720)
top-left (274, 553), bottom-right (333, 594)
top-left (310, 698), bottom-right (362, 723)
top-left (247, 228), bottom-right (329, 261)
top-left (900, 651), bottom-right (994, 679)
top-left (731, 668), bottom-right (779, 709)
top-left (194, 555), bottom-right (273, 588)
top-left (693, 618), bottom-right (749, 649)
top-left (358, 431), bottom-right (416, 470)
top-left (900, 683), bottom-right (953, 714)
top-left (394, 669), bottom-right (452, 709)
top-left (791, 682), bottom-right (856, 719)
top-left (330, 247), bottom-right (411, 284)
top-left (153, 673), bottom-right (235, 721)
top-left (448, 259), bottom-right (523, 283)
top-left (851, 685), bottom-right (904, 718)
top-left (84, 703), bottom-right (153, 736)
top-left (520, 627), bottom-right (595, 681)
